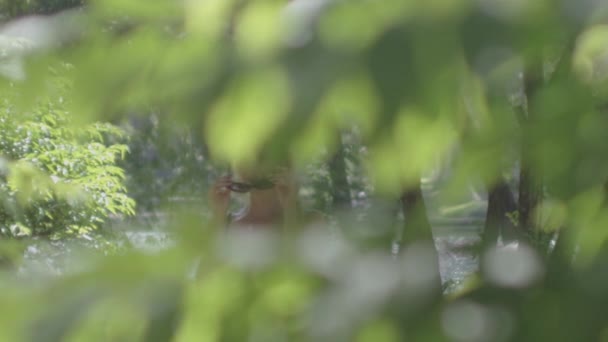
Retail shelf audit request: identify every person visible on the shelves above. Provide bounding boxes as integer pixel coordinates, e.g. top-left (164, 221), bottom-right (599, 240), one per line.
top-left (209, 163), bottom-right (300, 230)
top-left (186, 163), bottom-right (297, 279)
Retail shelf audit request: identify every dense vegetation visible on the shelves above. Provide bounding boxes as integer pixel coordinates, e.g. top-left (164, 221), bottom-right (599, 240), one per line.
top-left (0, 0), bottom-right (607, 341)
top-left (0, 71), bottom-right (133, 241)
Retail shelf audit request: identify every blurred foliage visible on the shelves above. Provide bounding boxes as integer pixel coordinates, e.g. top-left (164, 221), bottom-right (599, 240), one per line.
top-left (0, 0), bottom-right (605, 341)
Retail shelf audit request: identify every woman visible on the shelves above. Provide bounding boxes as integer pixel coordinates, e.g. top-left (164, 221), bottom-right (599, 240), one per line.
top-left (209, 165), bottom-right (300, 230)
top-left (186, 165), bottom-right (297, 278)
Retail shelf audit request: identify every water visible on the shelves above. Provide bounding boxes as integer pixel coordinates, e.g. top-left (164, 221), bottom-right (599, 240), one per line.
top-left (17, 225), bottom-right (481, 293)
top-left (17, 190), bottom-right (484, 287)
top-left (436, 234), bottom-right (479, 290)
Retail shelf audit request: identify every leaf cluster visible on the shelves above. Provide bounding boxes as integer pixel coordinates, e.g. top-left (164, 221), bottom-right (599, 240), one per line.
top-left (0, 73), bottom-right (134, 240)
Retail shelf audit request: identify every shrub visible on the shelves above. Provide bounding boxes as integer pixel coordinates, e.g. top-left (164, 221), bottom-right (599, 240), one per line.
top-left (0, 74), bottom-right (134, 239)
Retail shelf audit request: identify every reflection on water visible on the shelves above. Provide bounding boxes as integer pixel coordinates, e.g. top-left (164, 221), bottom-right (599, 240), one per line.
top-left (15, 156), bottom-right (490, 291)
top-left (17, 181), bottom-right (485, 290)
top-left (18, 225), bottom-right (481, 292)
top-left (18, 231), bottom-right (173, 278)
top-left (436, 235), bottom-right (479, 290)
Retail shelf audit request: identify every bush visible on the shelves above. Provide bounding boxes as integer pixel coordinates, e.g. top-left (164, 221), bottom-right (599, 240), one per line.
top-left (0, 74), bottom-right (134, 239)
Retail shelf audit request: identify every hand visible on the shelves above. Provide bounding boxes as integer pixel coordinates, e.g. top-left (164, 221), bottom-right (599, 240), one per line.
top-left (209, 176), bottom-right (231, 218)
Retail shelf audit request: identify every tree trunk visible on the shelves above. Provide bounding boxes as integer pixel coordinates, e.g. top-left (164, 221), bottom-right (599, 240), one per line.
top-left (400, 178), bottom-right (442, 291)
top-left (400, 180), bottom-right (434, 243)
top-left (517, 68), bottom-right (543, 236)
top-left (329, 134), bottom-right (351, 212)
top-left (518, 167), bottom-right (543, 233)
top-left (483, 178), bottom-right (518, 247)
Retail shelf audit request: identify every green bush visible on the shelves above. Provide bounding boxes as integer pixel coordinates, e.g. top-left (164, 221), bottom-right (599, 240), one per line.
top-left (0, 74), bottom-right (134, 239)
